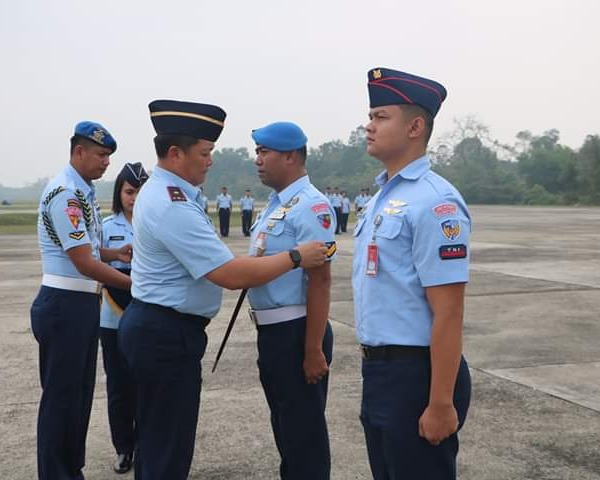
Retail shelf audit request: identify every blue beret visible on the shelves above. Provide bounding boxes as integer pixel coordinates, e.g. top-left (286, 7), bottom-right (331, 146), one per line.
top-left (367, 68), bottom-right (447, 117)
top-left (251, 122), bottom-right (307, 151)
top-left (118, 162), bottom-right (148, 189)
top-left (149, 99), bottom-right (226, 142)
top-left (73, 121), bottom-right (117, 153)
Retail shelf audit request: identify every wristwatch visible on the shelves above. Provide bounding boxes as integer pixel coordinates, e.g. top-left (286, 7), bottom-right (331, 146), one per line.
top-left (288, 249), bottom-right (302, 269)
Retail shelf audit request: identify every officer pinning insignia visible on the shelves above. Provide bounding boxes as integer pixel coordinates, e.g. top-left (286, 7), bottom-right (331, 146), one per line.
top-left (439, 244), bottom-right (467, 260)
top-left (69, 231), bottom-right (85, 240)
top-left (167, 186), bottom-right (187, 202)
top-left (317, 213), bottom-right (332, 229)
top-left (433, 202), bottom-right (458, 217)
top-left (441, 219), bottom-right (461, 240)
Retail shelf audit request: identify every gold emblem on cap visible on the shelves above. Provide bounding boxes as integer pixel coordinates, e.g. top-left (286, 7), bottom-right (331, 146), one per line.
top-left (91, 129), bottom-right (106, 143)
top-left (372, 69), bottom-right (382, 79)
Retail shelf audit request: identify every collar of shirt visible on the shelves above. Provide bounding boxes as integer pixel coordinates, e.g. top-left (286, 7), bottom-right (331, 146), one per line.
top-left (153, 166), bottom-right (202, 204)
top-left (65, 163), bottom-right (94, 198)
top-left (375, 154), bottom-right (431, 187)
top-left (111, 211), bottom-right (132, 228)
top-left (273, 175), bottom-right (310, 206)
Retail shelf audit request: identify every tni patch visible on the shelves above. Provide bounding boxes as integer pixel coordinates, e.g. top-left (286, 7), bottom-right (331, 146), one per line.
top-left (167, 186), bottom-right (187, 202)
top-left (441, 219), bottom-right (460, 240)
top-left (439, 244), bottom-right (467, 260)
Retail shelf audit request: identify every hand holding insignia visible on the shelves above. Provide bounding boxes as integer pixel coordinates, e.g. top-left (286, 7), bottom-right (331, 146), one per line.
top-left (296, 241), bottom-right (328, 269)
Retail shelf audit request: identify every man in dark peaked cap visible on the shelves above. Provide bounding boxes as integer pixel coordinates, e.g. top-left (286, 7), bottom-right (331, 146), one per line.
top-left (118, 100), bottom-right (328, 480)
top-left (352, 68), bottom-right (472, 480)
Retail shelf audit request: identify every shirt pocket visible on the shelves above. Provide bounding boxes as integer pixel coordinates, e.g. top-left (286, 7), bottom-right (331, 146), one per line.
top-left (263, 221), bottom-right (292, 254)
top-left (374, 216), bottom-right (405, 272)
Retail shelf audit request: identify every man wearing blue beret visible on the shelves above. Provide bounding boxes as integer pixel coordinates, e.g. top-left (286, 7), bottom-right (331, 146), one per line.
top-left (30, 121), bottom-right (133, 479)
top-left (119, 103), bottom-right (329, 480)
top-left (352, 68), bottom-right (472, 479)
top-left (248, 121), bottom-right (337, 480)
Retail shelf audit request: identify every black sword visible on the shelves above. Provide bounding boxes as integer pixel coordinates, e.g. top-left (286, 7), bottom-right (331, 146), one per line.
top-left (211, 288), bottom-right (248, 373)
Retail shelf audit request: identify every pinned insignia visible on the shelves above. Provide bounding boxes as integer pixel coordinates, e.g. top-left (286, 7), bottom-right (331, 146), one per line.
top-left (441, 219), bottom-right (461, 240)
top-left (269, 207), bottom-right (288, 220)
top-left (317, 213), bottom-right (332, 229)
top-left (65, 201), bottom-right (83, 229)
top-left (91, 129), bottom-right (106, 143)
top-left (311, 203), bottom-right (330, 214)
top-left (383, 207), bottom-right (402, 215)
top-left (288, 197), bottom-right (300, 206)
top-left (433, 203), bottom-right (458, 218)
top-left (69, 231), bottom-right (85, 240)
top-left (372, 69), bottom-right (382, 79)
top-left (266, 221), bottom-right (276, 231)
top-left (388, 199), bottom-right (407, 207)
top-left (325, 241), bottom-right (337, 259)
top-left (167, 186), bottom-right (187, 202)
top-left (439, 244), bottom-right (467, 260)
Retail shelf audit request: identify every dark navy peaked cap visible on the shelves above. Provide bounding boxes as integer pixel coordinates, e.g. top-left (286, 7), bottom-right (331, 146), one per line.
top-left (72, 121), bottom-right (117, 153)
top-left (149, 99), bottom-right (226, 142)
top-left (367, 68), bottom-right (447, 117)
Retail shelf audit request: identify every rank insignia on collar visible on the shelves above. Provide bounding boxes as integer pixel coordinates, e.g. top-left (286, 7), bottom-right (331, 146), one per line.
top-left (441, 219), bottom-right (460, 240)
top-left (167, 186), bottom-right (187, 202)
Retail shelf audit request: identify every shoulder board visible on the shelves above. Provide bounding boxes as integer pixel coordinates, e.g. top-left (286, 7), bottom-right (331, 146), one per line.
top-left (102, 214), bottom-right (116, 224)
top-left (167, 186), bottom-right (187, 202)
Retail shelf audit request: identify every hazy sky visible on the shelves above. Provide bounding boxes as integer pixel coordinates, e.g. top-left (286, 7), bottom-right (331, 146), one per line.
top-left (1, 0), bottom-right (598, 187)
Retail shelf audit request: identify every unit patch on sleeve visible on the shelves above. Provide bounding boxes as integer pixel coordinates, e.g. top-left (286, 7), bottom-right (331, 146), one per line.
top-left (439, 244), bottom-right (467, 260)
top-left (317, 213), bottom-right (332, 229)
top-left (167, 186), bottom-right (187, 202)
top-left (441, 219), bottom-right (461, 240)
top-left (65, 199), bottom-right (83, 229)
top-left (69, 231), bottom-right (86, 240)
top-left (433, 203), bottom-right (458, 218)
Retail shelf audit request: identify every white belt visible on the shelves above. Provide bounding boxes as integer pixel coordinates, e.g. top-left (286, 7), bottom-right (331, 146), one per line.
top-left (42, 274), bottom-right (101, 294)
top-left (249, 305), bottom-right (307, 326)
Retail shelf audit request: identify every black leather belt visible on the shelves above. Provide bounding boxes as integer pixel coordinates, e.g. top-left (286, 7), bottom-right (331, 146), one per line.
top-left (361, 345), bottom-right (430, 361)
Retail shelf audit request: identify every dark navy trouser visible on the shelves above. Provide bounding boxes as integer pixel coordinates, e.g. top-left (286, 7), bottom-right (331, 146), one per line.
top-left (360, 354), bottom-right (471, 480)
top-left (30, 286), bottom-right (100, 480)
top-left (218, 207), bottom-right (230, 236)
top-left (100, 327), bottom-right (135, 455)
top-left (257, 317), bottom-right (333, 480)
top-left (241, 209), bottom-right (253, 236)
top-left (119, 299), bottom-right (209, 480)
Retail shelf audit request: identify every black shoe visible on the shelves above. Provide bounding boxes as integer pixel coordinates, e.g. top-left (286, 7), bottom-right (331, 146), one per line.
top-left (114, 452), bottom-right (133, 474)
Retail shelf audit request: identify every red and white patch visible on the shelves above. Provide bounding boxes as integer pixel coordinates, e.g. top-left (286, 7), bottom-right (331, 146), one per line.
top-left (432, 203), bottom-right (458, 217)
top-left (311, 203), bottom-right (330, 214)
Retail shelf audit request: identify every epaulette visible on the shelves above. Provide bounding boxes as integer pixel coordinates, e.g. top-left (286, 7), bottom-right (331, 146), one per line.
top-left (167, 186), bottom-right (187, 202)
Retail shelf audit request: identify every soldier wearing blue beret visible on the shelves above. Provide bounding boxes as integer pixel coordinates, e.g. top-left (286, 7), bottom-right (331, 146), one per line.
top-left (30, 121), bottom-right (133, 479)
top-left (100, 162), bottom-right (148, 474)
top-left (248, 122), bottom-right (337, 480)
top-left (118, 101), bottom-right (329, 480)
top-left (353, 68), bottom-right (472, 479)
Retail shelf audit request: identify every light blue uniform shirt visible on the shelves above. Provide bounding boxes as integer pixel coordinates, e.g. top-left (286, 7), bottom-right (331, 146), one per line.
top-left (100, 212), bottom-right (133, 329)
top-left (131, 166), bottom-right (234, 317)
top-left (197, 192), bottom-right (208, 211)
top-left (216, 193), bottom-right (232, 209)
top-left (330, 193), bottom-right (342, 208)
top-left (341, 197), bottom-right (351, 214)
top-left (354, 195), bottom-right (367, 209)
top-left (37, 164), bottom-right (102, 278)
top-left (248, 175), bottom-right (336, 310)
top-left (353, 155), bottom-right (471, 347)
top-left (240, 196), bottom-right (255, 211)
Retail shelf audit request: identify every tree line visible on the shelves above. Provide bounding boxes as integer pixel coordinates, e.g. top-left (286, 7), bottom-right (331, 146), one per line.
top-left (2, 118), bottom-right (599, 205)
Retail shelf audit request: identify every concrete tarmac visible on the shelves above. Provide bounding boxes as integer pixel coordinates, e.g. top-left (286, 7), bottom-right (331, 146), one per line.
top-left (0, 205), bottom-right (599, 479)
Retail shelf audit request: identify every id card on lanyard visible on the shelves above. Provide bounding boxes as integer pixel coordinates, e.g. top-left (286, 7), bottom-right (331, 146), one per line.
top-left (366, 214), bottom-right (383, 277)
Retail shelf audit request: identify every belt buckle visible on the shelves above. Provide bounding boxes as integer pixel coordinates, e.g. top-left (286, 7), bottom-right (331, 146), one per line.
top-left (248, 308), bottom-right (258, 326)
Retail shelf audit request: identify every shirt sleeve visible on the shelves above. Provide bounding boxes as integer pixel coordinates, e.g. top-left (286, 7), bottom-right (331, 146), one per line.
top-left (47, 189), bottom-right (91, 251)
top-left (293, 199), bottom-right (337, 260)
top-left (412, 196), bottom-right (470, 287)
top-left (155, 203), bottom-right (235, 280)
